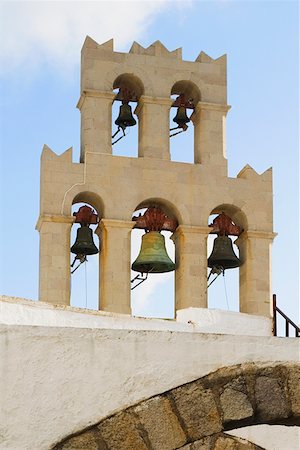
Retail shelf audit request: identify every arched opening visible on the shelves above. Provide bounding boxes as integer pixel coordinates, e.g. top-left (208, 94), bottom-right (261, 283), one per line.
top-left (112, 73), bottom-right (144, 158)
top-left (207, 205), bottom-right (246, 312)
top-left (169, 80), bottom-right (200, 163)
top-left (70, 192), bottom-right (103, 310)
top-left (130, 199), bottom-right (179, 319)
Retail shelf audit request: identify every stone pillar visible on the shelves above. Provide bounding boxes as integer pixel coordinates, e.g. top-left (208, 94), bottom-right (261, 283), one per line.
top-left (135, 96), bottom-right (172, 160)
top-left (77, 90), bottom-right (115, 162)
top-left (192, 102), bottom-right (230, 175)
top-left (172, 225), bottom-right (211, 311)
top-left (236, 231), bottom-right (277, 317)
top-left (96, 219), bottom-right (135, 314)
top-left (36, 215), bottom-right (74, 305)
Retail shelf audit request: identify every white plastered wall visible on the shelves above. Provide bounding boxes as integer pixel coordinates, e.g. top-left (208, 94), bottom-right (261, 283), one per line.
top-left (1, 296), bottom-right (299, 450)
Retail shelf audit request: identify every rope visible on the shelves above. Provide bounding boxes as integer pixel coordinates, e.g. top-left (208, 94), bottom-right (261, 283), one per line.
top-left (84, 259), bottom-right (88, 308)
top-left (223, 272), bottom-right (230, 310)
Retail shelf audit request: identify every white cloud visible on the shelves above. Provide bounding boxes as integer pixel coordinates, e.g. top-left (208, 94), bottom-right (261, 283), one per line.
top-left (0, 1), bottom-right (170, 75)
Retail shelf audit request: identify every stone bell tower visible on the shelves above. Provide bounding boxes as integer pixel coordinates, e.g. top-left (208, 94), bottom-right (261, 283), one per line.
top-left (36, 37), bottom-right (276, 317)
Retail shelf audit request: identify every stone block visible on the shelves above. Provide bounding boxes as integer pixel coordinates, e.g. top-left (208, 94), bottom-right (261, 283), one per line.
top-left (97, 411), bottom-right (148, 450)
top-left (220, 387), bottom-right (253, 423)
top-left (287, 365), bottom-right (300, 417)
top-left (214, 434), bottom-right (255, 450)
top-left (170, 381), bottom-right (222, 440)
top-left (60, 430), bottom-right (106, 450)
top-left (133, 395), bottom-right (186, 449)
top-left (177, 436), bottom-right (214, 449)
top-left (255, 376), bottom-right (290, 421)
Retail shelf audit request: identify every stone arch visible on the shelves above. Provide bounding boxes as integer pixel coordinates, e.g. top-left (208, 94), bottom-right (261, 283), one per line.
top-left (104, 66), bottom-right (154, 97)
top-left (171, 79), bottom-right (201, 105)
top-left (113, 73), bottom-right (144, 101)
top-left (209, 203), bottom-right (248, 232)
top-left (52, 362), bottom-right (300, 449)
top-left (72, 191), bottom-right (104, 219)
top-left (62, 187), bottom-right (105, 217)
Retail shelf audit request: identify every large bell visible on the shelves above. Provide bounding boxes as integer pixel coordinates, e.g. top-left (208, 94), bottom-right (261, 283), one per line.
top-left (173, 106), bottom-right (190, 128)
top-left (71, 226), bottom-right (99, 256)
top-left (115, 103), bottom-right (137, 128)
top-left (132, 231), bottom-right (175, 273)
top-left (208, 236), bottom-right (241, 270)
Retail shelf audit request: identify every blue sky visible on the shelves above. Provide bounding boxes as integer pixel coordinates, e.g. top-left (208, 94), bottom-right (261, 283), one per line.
top-left (0, 1), bottom-right (299, 326)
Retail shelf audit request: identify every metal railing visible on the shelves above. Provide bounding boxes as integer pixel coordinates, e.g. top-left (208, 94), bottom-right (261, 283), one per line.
top-left (272, 294), bottom-right (300, 337)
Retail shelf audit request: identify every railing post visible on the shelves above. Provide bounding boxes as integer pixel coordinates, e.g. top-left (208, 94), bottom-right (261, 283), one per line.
top-left (272, 294), bottom-right (277, 336)
top-left (285, 320), bottom-right (289, 337)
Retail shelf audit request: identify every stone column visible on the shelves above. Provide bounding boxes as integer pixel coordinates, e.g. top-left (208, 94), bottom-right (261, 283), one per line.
top-left (77, 90), bottom-right (115, 162)
top-left (36, 215), bottom-right (74, 305)
top-left (172, 225), bottom-right (211, 311)
top-left (192, 102), bottom-right (230, 175)
top-left (96, 219), bottom-right (135, 314)
top-left (236, 230), bottom-right (277, 317)
top-left (135, 96), bottom-right (172, 160)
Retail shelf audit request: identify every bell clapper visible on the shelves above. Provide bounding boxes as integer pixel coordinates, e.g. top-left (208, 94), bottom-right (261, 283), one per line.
top-left (71, 254), bottom-right (87, 274)
top-left (207, 266), bottom-right (224, 289)
top-left (112, 125), bottom-right (127, 145)
top-left (169, 123), bottom-right (188, 138)
top-left (130, 271), bottom-right (149, 291)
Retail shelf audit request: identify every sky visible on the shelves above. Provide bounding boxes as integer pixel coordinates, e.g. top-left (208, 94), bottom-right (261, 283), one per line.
top-left (0, 1), bottom-right (299, 330)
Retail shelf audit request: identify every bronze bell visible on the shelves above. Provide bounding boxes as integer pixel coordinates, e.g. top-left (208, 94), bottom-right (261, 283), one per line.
top-left (173, 106), bottom-right (190, 128)
top-left (208, 236), bottom-right (241, 270)
top-left (71, 226), bottom-right (99, 256)
top-left (132, 231), bottom-right (175, 273)
top-left (115, 103), bottom-right (137, 129)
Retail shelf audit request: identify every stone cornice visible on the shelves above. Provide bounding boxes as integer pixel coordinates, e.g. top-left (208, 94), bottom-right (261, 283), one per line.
top-left (36, 214), bottom-right (74, 231)
top-left (77, 90), bottom-right (115, 110)
top-left (194, 101), bottom-right (231, 114)
top-left (237, 230), bottom-right (278, 240)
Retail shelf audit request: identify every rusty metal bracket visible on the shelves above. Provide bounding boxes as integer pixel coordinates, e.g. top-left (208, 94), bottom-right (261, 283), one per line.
top-left (132, 207), bottom-right (178, 232)
top-left (209, 213), bottom-right (241, 237)
top-left (73, 205), bottom-right (98, 226)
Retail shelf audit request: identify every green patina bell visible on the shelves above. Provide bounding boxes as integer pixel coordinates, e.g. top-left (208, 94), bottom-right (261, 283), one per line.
top-left (173, 106), bottom-right (190, 128)
top-left (71, 226), bottom-right (98, 256)
top-left (115, 103), bottom-right (137, 128)
top-left (132, 231), bottom-right (175, 274)
top-left (208, 236), bottom-right (241, 270)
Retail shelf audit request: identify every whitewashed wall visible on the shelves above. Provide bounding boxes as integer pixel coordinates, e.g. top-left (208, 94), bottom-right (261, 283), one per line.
top-left (0, 296), bottom-right (299, 450)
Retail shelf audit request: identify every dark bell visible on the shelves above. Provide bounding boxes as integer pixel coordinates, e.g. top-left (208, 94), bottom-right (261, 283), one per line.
top-left (173, 106), bottom-right (190, 128)
top-left (132, 231), bottom-right (175, 274)
top-left (115, 103), bottom-right (137, 128)
top-left (208, 236), bottom-right (241, 270)
top-left (71, 226), bottom-right (99, 256)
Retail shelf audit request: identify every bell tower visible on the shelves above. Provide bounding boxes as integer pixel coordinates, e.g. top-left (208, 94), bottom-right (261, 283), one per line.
top-left (36, 37), bottom-right (276, 317)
